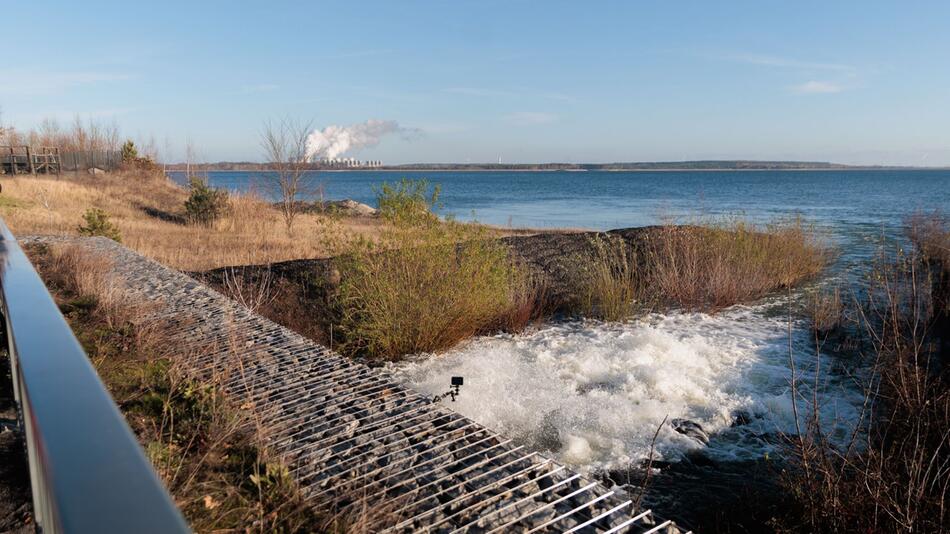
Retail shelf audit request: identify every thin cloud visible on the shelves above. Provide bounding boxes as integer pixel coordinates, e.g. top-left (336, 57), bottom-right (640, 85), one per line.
top-left (505, 111), bottom-right (557, 125)
top-left (445, 87), bottom-right (517, 98)
top-left (540, 91), bottom-right (575, 102)
top-left (321, 49), bottom-right (392, 60)
top-left (792, 80), bottom-right (845, 94)
top-left (445, 87), bottom-right (574, 101)
top-left (0, 71), bottom-right (131, 95)
top-left (710, 52), bottom-right (859, 94)
top-left (77, 107), bottom-right (135, 118)
top-left (16, 107), bottom-right (134, 124)
top-left (240, 83), bottom-right (279, 94)
top-left (724, 53), bottom-right (856, 73)
top-left (418, 121), bottom-right (470, 134)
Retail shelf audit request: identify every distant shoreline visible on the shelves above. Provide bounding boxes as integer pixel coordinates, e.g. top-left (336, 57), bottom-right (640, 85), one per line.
top-left (167, 165), bottom-right (950, 173)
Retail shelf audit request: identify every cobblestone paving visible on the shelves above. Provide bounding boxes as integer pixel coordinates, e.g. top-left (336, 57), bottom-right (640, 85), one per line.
top-left (25, 236), bottom-right (685, 534)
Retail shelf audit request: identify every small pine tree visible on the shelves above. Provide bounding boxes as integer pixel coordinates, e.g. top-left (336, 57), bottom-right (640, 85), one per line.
top-left (77, 208), bottom-right (122, 242)
top-left (184, 177), bottom-right (229, 226)
top-left (121, 140), bottom-right (139, 163)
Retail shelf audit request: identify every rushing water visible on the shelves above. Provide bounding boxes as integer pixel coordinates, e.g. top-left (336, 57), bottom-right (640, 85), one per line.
top-left (182, 169), bottom-right (948, 526)
top-left (386, 304), bottom-right (868, 468)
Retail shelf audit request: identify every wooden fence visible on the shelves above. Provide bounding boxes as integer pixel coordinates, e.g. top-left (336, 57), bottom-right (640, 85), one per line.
top-left (1, 146), bottom-right (121, 175)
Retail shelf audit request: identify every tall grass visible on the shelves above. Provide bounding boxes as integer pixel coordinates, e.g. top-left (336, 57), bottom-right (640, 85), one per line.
top-left (332, 194), bottom-right (830, 358)
top-left (575, 234), bottom-right (644, 321)
top-left (781, 213), bottom-right (950, 533)
top-left (571, 220), bottom-right (829, 322)
top-left (642, 218), bottom-right (830, 311)
top-left (809, 286), bottom-right (845, 335)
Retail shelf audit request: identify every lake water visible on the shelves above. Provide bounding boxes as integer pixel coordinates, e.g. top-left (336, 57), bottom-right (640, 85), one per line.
top-left (172, 168), bottom-right (950, 231)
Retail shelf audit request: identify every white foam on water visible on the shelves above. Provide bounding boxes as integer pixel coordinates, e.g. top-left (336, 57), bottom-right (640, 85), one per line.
top-left (386, 305), bottom-right (866, 472)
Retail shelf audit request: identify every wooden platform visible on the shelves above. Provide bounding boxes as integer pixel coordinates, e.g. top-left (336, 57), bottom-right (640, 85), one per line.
top-left (0, 146), bottom-right (61, 175)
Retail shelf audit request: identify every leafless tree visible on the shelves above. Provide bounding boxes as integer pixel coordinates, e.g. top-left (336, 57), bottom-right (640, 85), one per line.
top-left (185, 137), bottom-right (198, 179)
top-left (260, 117), bottom-right (316, 234)
top-left (162, 135), bottom-right (174, 176)
top-left (35, 185), bottom-right (55, 230)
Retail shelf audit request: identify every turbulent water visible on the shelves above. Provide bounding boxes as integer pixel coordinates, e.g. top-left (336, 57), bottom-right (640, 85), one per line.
top-left (387, 303), bottom-right (866, 472)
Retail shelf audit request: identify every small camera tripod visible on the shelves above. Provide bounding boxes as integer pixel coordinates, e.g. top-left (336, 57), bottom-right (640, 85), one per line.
top-left (432, 376), bottom-right (464, 403)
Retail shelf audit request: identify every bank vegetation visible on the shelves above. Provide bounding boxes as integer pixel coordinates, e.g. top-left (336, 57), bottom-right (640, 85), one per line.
top-left (782, 212), bottom-right (949, 533)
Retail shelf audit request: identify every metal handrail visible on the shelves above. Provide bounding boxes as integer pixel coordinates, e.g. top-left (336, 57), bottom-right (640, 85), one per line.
top-left (0, 220), bottom-right (189, 533)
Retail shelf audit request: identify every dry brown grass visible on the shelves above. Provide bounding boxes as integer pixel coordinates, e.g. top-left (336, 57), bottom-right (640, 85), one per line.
top-left (908, 210), bottom-right (950, 264)
top-left (810, 286), bottom-right (845, 334)
top-left (564, 220), bottom-right (829, 322)
top-left (575, 234), bottom-right (645, 321)
top-left (1, 170), bottom-right (384, 270)
top-left (0, 171), bottom-right (543, 272)
top-left (643, 219), bottom-right (831, 311)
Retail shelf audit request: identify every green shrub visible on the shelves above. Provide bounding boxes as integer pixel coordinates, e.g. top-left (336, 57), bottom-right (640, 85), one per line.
top-left (121, 139), bottom-right (139, 162)
top-left (375, 178), bottom-right (441, 226)
top-left (333, 182), bottom-right (538, 360)
top-left (334, 222), bottom-right (527, 359)
top-left (184, 177), bottom-right (229, 226)
top-left (77, 208), bottom-right (122, 242)
top-left (120, 139), bottom-right (157, 170)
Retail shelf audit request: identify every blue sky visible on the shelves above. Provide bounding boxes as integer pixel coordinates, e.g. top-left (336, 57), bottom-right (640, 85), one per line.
top-left (4, 1), bottom-right (950, 165)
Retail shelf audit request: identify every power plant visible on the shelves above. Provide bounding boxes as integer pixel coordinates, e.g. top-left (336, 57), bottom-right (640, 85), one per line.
top-left (320, 157), bottom-right (382, 168)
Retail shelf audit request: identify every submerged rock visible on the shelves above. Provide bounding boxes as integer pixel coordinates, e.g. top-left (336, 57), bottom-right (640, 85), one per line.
top-left (534, 410), bottom-right (563, 452)
top-left (671, 418), bottom-right (710, 445)
top-left (731, 410), bottom-right (753, 427)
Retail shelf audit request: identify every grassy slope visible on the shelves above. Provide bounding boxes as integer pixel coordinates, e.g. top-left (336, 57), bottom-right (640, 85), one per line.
top-left (0, 170), bottom-right (385, 271)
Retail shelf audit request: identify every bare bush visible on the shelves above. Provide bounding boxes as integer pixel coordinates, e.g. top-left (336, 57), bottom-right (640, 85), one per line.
top-left (220, 266), bottom-right (279, 313)
top-left (260, 117), bottom-right (318, 234)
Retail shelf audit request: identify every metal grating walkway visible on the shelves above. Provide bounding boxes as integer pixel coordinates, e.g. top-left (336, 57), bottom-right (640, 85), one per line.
top-left (27, 236), bottom-right (685, 533)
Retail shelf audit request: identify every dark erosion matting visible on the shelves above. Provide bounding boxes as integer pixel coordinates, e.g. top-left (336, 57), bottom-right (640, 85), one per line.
top-left (195, 227), bottom-right (664, 330)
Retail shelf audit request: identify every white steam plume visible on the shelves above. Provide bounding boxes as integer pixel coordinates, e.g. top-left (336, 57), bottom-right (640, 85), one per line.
top-left (305, 119), bottom-right (406, 161)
